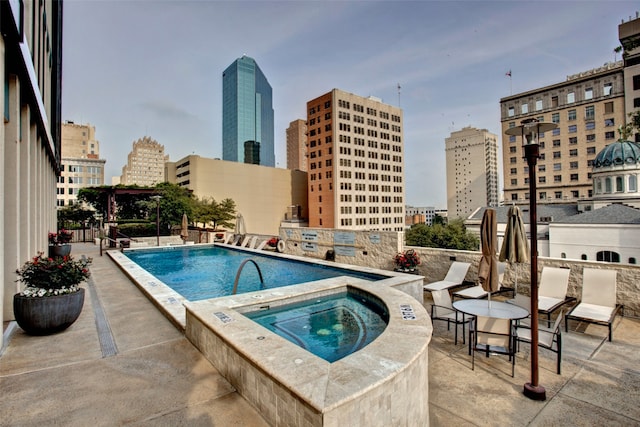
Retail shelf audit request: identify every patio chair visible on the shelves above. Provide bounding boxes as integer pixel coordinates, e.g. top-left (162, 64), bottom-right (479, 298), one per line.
top-left (430, 290), bottom-right (473, 345)
top-left (471, 315), bottom-right (516, 377)
top-left (565, 269), bottom-right (623, 342)
top-left (507, 293), bottom-right (532, 327)
top-left (453, 262), bottom-right (511, 300)
top-left (538, 267), bottom-right (575, 327)
top-left (256, 239), bottom-right (268, 250)
top-left (240, 235), bottom-right (251, 247)
top-left (222, 234), bottom-right (232, 244)
top-left (516, 310), bottom-right (563, 374)
top-left (423, 261), bottom-right (471, 292)
top-left (247, 236), bottom-right (258, 249)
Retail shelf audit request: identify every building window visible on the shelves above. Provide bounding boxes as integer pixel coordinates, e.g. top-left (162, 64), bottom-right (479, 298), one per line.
top-left (604, 82), bottom-right (613, 96)
top-left (570, 161), bottom-right (578, 169)
top-left (572, 190), bottom-right (579, 198)
top-left (604, 118), bottom-right (615, 127)
top-left (510, 157), bottom-right (517, 164)
top-left (634, 75), bottom-right (640, 91)
top-left (568, 109), bottom-right (576, 121)
top-left (585, 122), bottom-right (595, 130)
top-left (605, 177), bottom-right (612, 193)
top-left (584, 87), bottom-right (593, 100)
top-left (581, 254), bottom-right (588, 260)
top-left (605, 101), bottom-right (614, 113)
top-left (616, 176), bottom-right (624, 192)
top-left (552, 128), bottom-right (560, 136)
top-left (585, 105), bottom-right (595, 119)
top-left (570, 173), bottom-right (579, 181)
top-left (554, 175), bottom-right (562, 182)
top-left (629, 175), bottom-right (637, 192)
top-left (568, 125), bottom-right (577, 133)
top-left (569, 137), bottom-right (578, 145)
top-left (510, 168), bottom-right (517, 174)
top-left (508, 106), bottom-right (515, 117)
top-left (561, 253), bottom-right (566, 259)
top-left (597, 251), bottom-right (620, 263)
top-left (552, 96), bottom-right (558, 107)
top-left (538, 176), bottom-right (546, 183)
top-left (511, 178), bottom-right (517, 185)
top-left (552, 139), bottom-right (560, 147)
top-left (555, 191), bottom-right (562, 199)
top-left (553, 163), bottom-right (562, 171)
top-left (587, 147), bottom-right (596, 155)
top-left (538, 164), bottom-right (546, 172)
top-left (539, 192), bottom-right (546, 200)
top-left (567, 92), bottom-right (575, 103)
top-left (605, 131), bottom-right (615, 140)
top-left (535, 99), bottom-right (543, 111)
top-left (521, 103), bottom-right (529, 114)
top-left (569, 149), bottom-right (578, 157)
top-left (509, 135), bottom-right (516, 143)
top-left (553, 151), bottom-right (561, 159)
top-left (586, 134), bottom-right (596, 142)
top-left (551, 113), bottom-right (559, 123)
top-left (511, 193), bottom-right (518, 201)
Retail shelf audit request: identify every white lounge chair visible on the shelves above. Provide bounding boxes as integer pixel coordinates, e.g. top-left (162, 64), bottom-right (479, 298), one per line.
top-left (423, 261), bottom-right (471, 292)
top-left (240, 236), bottom-right (251, 247)
top-left (538, 267), bottom-right (575, 326)
top-left (565, 269), bottom-right (622, 342)
top-left (222, 234), bottom-right (232, 244)
top-left (453, 262), bottom-right (509, 300)
top-left (256, 240), bottom-right (268, 250)
top-left (247, 236), bottom-right (258, 249)
top-left (430, 289), bottom-right (472, 345)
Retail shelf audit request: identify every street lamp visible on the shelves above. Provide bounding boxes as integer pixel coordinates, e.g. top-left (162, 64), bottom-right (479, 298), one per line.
top-left (150, 195), bottom-right (162, 246)
top-left (505, 118), bottom-right (557, 401)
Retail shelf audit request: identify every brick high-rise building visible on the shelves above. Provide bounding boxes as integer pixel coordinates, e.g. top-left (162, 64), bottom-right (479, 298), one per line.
top-left (306, 89), bottom-right (405, 231)
top-left (500, 62), bottom-right (626, 204)
top-left (286, 119), bottom-right (307, 171)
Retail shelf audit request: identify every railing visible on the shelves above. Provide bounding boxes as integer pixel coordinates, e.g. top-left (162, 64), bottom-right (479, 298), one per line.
top-left (232, 259), bottom-right (264, 295)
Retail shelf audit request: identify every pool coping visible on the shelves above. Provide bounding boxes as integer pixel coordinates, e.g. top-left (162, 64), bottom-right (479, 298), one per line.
top-left (107, 243), bottom-right (424, 331)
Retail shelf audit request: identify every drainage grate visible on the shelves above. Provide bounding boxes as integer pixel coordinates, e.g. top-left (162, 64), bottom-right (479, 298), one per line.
top-left (84, 256), bottom-right (118, 358)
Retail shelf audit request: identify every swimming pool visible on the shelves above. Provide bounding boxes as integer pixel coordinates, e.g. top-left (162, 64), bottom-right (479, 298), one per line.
top-left (243, 289), bottom-right (389, 362)
top-left (124, 245), bottom-right (387, 301)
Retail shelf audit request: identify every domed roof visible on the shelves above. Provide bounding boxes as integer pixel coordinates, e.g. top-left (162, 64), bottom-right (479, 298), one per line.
top-left (593, 140), bottom-right (640, 169)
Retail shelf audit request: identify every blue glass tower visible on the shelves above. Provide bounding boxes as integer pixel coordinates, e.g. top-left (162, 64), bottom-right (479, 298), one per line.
top-left (222, 56), bottom-right (274, 167)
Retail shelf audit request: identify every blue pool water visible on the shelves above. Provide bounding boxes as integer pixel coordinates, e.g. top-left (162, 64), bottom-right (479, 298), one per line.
top-left (244, 289), bottom-right (389, 362)
top-left (124, 246), bottom-right (387, 301)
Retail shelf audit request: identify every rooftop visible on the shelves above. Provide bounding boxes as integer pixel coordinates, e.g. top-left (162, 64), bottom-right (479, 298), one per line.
top-left (1, 243), bottom-right (639, 425)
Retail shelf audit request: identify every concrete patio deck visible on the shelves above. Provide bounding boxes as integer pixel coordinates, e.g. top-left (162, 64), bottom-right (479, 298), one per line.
top-left (2, 243), bottom-right (639, 426)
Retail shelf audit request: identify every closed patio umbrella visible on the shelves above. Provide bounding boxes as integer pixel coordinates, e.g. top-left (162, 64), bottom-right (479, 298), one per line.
top-left (234, 213), bottom-right (246, 236)
top-left (180, 213), bottom-right (189, 242)
top-left (478, 208), bottom-right (499, 304)
top-left (499, 205), bottom-right (529, 294)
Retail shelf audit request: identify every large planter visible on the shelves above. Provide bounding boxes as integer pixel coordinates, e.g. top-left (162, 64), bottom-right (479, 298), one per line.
top-left (49, 244), bottom-right (71, 258)
top-left (13, 288), bottom-right (85, 335)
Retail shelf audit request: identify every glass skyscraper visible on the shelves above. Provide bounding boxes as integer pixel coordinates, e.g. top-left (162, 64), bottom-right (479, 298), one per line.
top-left (222, 56), bottom-right (275, 167)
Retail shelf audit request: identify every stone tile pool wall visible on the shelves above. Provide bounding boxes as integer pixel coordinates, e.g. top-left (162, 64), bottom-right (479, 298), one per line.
top-left (185, 279), bottom-right (431, 426)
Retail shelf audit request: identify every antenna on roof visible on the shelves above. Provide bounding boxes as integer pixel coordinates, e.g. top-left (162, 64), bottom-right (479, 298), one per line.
top-left (397, 83), bottom-right (401, 107)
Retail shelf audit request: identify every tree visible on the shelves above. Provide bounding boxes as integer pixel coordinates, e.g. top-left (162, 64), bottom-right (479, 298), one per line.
top-left (57, 205), bottom-right (96, 229)
top-left (405, 218), bottom-right (479, 250)
top-left (152, 182), bottom-right (194, 231)
top-left (192, 197), bottom-right (236, 230)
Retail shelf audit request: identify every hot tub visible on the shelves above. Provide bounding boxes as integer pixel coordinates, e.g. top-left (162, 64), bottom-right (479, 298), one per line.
top-left (185, 278), bottom-right (432, 426)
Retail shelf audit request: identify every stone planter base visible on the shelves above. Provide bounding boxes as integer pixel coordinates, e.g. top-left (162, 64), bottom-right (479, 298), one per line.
top-left (48, 244), bottom-right (71, 258)
top-left (13, 288), bottom-right (85, 335)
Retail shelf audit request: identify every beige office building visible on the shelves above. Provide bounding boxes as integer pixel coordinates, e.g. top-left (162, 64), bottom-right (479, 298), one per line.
top-left (500, 62), bottom-right (626, 204)
top-left (120, 136), bottom-right (168, 186)
top-left (286, 119), bottom-right (307, 171)
top-left (166, 155), bottom-right (307, 235)
top-left (620, 12), bottom-right (640, 140)
top-left (306, 89), bottom-right (405, 231)
top-left (1, 0), bottom-right (63, 346)
top-left (58, 122), bottom-right (106, 207)
top-left (445, 126), bottom-right (499, 219)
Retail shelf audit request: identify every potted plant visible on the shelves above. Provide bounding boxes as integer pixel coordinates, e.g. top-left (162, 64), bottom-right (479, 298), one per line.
top-left (393, 249), bottom-right (421, 272)
top-left (48, 229), bottom-right (73, 258)
top-left (13, 252), bottom-right (92, 335)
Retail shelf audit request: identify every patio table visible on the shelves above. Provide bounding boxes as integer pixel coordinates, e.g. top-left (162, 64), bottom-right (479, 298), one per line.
top-left (453, 299), bottom-right (529, 320)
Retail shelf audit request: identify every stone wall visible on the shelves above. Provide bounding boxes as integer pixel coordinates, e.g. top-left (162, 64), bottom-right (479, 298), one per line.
top-left (277, 227), bottom-right (640, 317)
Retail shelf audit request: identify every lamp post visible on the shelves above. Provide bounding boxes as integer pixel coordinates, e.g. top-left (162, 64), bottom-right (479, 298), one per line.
top-left (505, 118), bottom-right (557, 401)
top-left (150, 195), bottom-right (162, 246)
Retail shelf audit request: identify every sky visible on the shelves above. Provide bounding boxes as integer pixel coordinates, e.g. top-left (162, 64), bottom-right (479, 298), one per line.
top-left (61, 1), bottom-right (639, 209)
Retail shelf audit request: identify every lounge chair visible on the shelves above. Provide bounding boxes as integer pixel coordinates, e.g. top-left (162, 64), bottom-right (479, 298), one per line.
top-left (538, 267), bottom-right (575, 327)
top-left (565, 269), bottom-right (623, 342)
top-left (423, 261), bottom-right (471, 292)
top-left (453, 262), bottom-right (511, 299)
top-left (430, 290), bottom-right (473, 345)
top-left (231, 235), bottom-right (242, 246)
top-left (247, 236), bottom-right (258, 249)
top-left (256, 240), bottom-right (268, 250)
top-left (222, 234), bottom-right (232, 244)
top-left (471, 315), bottom-right (516, 377)
top-left (516, 310), bottom-right (563, 374)
top-left (240, 236), bottom-right (251, 247)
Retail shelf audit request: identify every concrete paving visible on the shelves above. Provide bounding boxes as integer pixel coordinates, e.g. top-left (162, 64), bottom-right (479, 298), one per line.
top-left (2, 242), bottom-right (639, 426)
